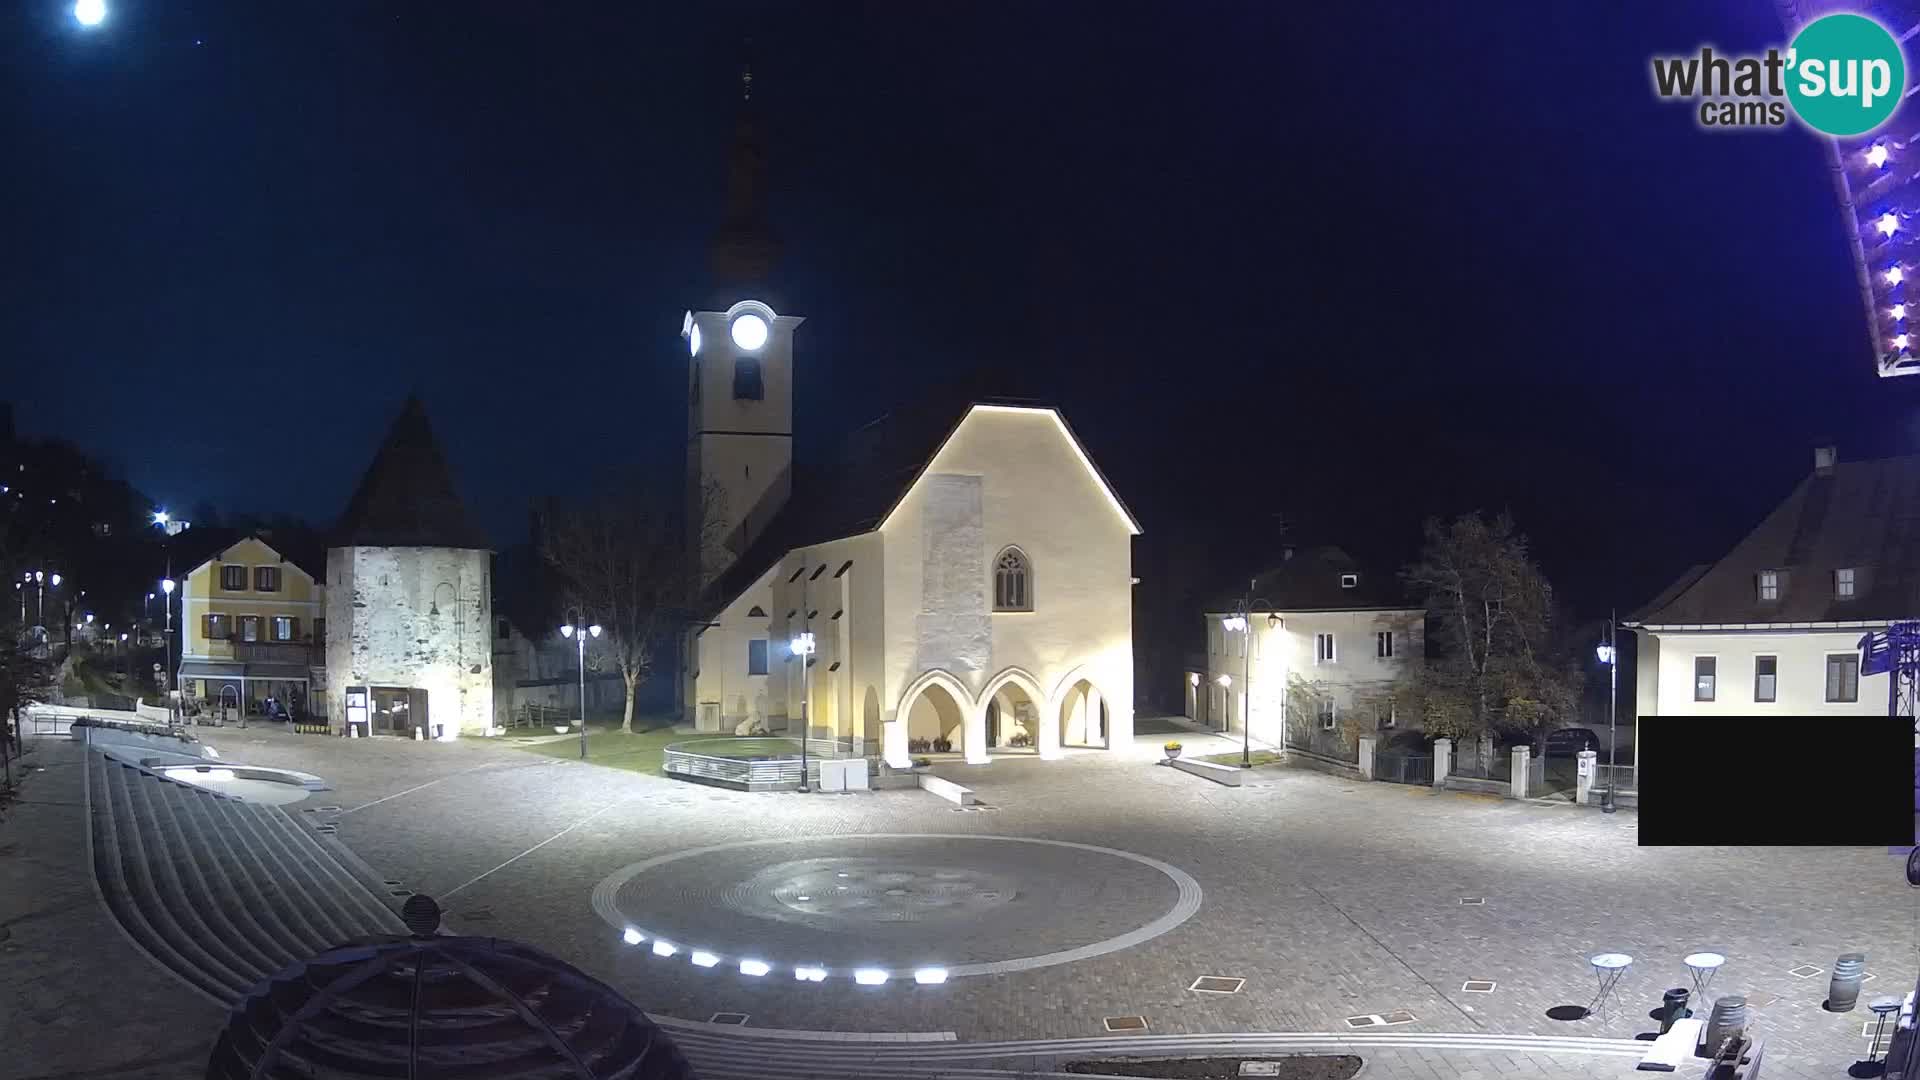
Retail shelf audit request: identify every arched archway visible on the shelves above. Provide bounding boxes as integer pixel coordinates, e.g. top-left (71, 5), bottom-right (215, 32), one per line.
top-left (897, 670), bottom-right (974, 754)
top-left (1052, 668), bottom-right (1113, 750)
top-left (981, 667), bottom-right (1045, 754)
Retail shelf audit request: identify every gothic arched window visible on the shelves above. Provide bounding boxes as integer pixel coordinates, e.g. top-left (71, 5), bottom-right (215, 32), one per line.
top-left (993, 547), bottom-right (1032, 612)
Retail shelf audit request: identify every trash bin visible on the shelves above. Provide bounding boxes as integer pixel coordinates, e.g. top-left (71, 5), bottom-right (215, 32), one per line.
top-left (1660, 987), bottom-right (1692, 1034)
top-left (1704, 994), bottom-right (1747, 1056)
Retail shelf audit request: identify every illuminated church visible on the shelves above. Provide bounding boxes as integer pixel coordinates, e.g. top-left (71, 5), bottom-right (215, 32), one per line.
top-left (681, 75), bottom-right (1139, 769)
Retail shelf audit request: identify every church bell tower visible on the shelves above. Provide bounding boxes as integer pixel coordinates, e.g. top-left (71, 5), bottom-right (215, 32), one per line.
top-left (687, 63), bottom-right (801, 582)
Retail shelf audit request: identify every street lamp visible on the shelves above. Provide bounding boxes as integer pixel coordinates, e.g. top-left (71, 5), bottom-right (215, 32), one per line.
top-left (161, 579), bottom-right (175, 683)
top-left (1595, 612), bottom-right (1619, 814)
top-left (1221, 579), bottom-right (1280, 768)
top-left (560, 622), bottom-right (601, 760)
top-left (790, 631), bottom-right (817, 792)
top-left (73, 0), bottom-right (106, 28)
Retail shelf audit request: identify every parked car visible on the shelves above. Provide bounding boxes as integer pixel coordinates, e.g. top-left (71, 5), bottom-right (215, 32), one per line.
top-left (1543, 727), bottom-right (1601, 755)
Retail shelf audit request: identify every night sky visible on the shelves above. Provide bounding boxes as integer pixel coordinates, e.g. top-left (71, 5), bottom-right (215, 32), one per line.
top-left (5, 2), bottom-right (1918, 620)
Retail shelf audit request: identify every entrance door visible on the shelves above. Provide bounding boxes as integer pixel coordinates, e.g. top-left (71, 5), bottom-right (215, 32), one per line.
top-left (986, 701), bottom-right (1000, 747)
top-left (371, 687), bottom-right (412, 735)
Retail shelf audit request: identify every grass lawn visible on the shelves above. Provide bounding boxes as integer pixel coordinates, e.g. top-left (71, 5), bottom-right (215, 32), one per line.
top-left (511, 724), bottom-right (804, 776)
top-left (1195, 749), bottom-right (1285, 768)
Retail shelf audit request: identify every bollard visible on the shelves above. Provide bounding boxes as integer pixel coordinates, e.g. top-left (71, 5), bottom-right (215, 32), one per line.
top-left (1703, 994), bottom-right (1748, 1057)
top-left (1660, 987), bottom-right (1692, 1034)
top-left (1828, 952), bottom-right (1867, 1012)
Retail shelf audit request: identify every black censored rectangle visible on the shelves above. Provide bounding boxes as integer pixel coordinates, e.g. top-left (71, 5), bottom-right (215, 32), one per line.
top-left (1636, 715), bottom-right (1914, 847)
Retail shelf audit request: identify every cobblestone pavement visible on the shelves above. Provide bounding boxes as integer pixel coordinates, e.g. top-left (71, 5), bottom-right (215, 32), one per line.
top-left (201, 725), bottom-right (1920, 1080)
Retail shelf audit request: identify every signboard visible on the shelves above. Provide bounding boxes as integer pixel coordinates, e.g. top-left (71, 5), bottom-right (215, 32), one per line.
top-left (346, 686), bottom-right (369, 734)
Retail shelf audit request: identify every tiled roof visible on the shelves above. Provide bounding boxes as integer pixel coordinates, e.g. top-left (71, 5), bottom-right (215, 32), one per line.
top-left (332, 398), bottom-right (489, 550)
top-left (1634, 454), bottom-right (1920, 624)
top-left (1203, 546), bottom-right (1414, 613)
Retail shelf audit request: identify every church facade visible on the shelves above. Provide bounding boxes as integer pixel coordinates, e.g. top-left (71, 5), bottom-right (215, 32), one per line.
top-left (683, 307), bottom-right (1140, 768)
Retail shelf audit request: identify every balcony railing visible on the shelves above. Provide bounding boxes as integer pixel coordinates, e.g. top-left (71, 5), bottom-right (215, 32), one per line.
top-left (229, 640), bottom-right (324, 666)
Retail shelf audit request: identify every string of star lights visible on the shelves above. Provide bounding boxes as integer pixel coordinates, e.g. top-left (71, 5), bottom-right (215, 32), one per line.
top-left (1776, 0), bottom-right (1920, 376)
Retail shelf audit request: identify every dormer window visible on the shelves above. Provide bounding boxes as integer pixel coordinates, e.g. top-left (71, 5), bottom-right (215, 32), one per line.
top-left (1340, 573), bottom-right (1358, 589)
top-left (1835, 567), bottom-right (1857, 599)
top-left (1757, 569), bottom-right (1779, 602)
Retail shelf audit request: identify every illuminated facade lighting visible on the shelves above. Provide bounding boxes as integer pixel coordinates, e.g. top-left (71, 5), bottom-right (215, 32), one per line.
top-left (1871, 143), bottom-right (1890, 167)
top-left (1880, 213), bottom-right (1899, 237)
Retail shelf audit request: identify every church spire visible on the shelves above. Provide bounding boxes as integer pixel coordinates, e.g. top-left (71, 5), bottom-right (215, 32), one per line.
top-left (708, 52), bottom-right (780, 287)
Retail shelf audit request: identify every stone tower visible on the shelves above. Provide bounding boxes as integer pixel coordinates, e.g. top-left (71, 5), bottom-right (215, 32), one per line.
top-left (686, 65), bottom-right (804, 583)
top-left (325, 398), bottom-right (493, 738)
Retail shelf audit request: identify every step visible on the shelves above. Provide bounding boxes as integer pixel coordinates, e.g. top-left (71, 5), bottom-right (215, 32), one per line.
top-left (238, 804), bottom-right (383, 947)
top-left (88, 753), bottom-right (230, 1006)
top-left (124, 768), bottom-right (277, 987)
top-left (214, 788), bottom-right (359, 954)
top-left (114, 767), bottom-right (258, 995)
top-left (170, 784), bottom-right (312, 974)
top-left (248, 804), bottom-right (403, 937)
top-left (146, 777), bottom-right (297, 980)
top-left (96, 757), bottom-right (246, 1003)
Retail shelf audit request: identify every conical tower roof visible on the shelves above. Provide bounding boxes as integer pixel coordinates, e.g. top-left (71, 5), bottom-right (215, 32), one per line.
top-left (332, 397), bottom-right (490, 550)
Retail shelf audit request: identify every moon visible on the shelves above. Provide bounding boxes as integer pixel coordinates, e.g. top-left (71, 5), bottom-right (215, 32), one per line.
top-left (73, 0), bottom-right (106, 27)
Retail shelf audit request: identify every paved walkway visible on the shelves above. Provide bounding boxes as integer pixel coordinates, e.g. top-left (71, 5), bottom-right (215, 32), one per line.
top-left (183, 724), bottom-right (1919, 1080)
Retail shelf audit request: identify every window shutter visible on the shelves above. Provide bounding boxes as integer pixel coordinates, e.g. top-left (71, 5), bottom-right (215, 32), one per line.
top-left (289, 617), bottom-right (300, 641)
top-left (203, 614), bottom-right (213, 639)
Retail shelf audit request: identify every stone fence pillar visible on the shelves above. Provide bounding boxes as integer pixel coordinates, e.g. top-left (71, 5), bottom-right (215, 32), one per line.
top-left (1357, 736), bottom-right (1376, 780)
top-left (1575, 749), bottom-right (1598, 805)
top-left (1510, 745), bottom-right (1531, 800)
top-left (1433, 738), bottom-right (1452, 789)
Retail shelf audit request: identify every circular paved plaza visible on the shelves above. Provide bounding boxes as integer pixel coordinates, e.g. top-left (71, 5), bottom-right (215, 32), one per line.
top-left (593, 833), bottom-right (1200, 976)
top-left (203, 726), bottom-right (1920, 1079)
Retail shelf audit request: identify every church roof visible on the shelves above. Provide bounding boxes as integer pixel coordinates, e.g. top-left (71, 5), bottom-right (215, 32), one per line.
top-left (332, 397), bottom-right (490, 551)
top-left (1202, 546), bottom-right (1415, 614)
top-left (1633, 453), bottom-right (1920, 626)
top-left (703, 381), bottom-right (1137, 613)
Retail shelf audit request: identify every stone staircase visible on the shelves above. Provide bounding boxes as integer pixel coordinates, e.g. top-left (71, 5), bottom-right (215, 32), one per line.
top-left (86, 749), bottom-right (406, 1006)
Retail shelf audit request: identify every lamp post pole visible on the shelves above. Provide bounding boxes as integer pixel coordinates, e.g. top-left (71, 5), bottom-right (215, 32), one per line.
top-left (1596, 613), bottom-right (1619, 814)
top-left (792, 628), bottom-right (817, 793)
top-left (561, 620), bottom-right (602, 760)
top-left (1222, 581), bottom-right (1274, 769)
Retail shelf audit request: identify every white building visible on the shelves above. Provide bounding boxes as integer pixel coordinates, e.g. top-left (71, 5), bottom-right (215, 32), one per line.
top-left (1630, 447), bottom-right (1896, 723)
top-left (1190, 547), bottom-right (1425, 757)
top-left (324, 399), bottom-right (494, 739)
top-left (680, 80), bottom-right (1140, 769)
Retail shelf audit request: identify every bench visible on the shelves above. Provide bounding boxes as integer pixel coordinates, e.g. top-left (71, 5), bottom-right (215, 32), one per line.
top-left (918, 774), bottom-right (976, 806)
top-left (1168, 757), bottom-right (1244, 787)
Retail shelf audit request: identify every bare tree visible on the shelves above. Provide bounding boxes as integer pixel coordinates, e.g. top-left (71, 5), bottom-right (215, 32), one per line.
top-left (540, 480), bottom-right (726, 734)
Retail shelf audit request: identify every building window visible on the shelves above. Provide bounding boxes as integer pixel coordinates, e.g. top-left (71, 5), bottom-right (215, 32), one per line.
top-left (1315, 632), bottom-right (1336, 664)
top-left (205, 613), bottom-right (230, 640)
top-left (1836, 567), bottom-right (1857, 598)
top-left (733, 356), bottom-right (764, 400)
top-left (1754, 655), bottom-right (1777, 703)
top-left (1376, 631), bottom-right (1394, 658)
top-left (747, 639), bottom-right (769, 676)
top-left (993, 547), bottom-right (1032, 611)
top-left (220, 564), bottom-right (247, 591)
top-left (1377, 702), bottom-right (1396, 729)
top-left (1694, 656), bottom-right (1716, 701)
top-left (239, 616), bottom-right (261, 643)
top-left (1318, 699), bottom-right (1337, 730)
top-left (255, 566), bottom-right (281, 592)
top-left (1340, 573), bottom-right (1358, 589)
top-left (271, 616), bottom-right (296, 642)
top-left (1826, 654), bottom-right (1860, 702)
top-left (1757, 569), bottom-right (1779, 601)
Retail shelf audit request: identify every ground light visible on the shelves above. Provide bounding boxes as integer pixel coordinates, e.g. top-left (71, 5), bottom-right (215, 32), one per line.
top-left (622, 928), bottom-right (643, 945)
top-left (794, 966), bottom-right (827, 982)
top-left (690, 951), bottom-right (720, 968)
top-left (650, 941), bottom-right (676, 958)
top-left (853, 968), bottom-right (889, 985)
top-left (913, 967), bottom-right (949, 984)
top-left (738, 959), bottom-right (770, 977)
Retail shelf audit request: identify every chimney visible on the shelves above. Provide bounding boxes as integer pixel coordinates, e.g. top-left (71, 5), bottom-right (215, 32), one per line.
top-left (1813, 445), bottom-right (1837, 474)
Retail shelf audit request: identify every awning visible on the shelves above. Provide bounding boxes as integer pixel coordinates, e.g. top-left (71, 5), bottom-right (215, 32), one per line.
top-left (179, 660), bottom-right (312, 682)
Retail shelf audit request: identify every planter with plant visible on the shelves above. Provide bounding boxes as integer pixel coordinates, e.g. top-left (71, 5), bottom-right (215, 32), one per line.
top-left (1163, 740), bottom-right (1183, 761)
top-left (1008, 731), bottom-right (1032, 748)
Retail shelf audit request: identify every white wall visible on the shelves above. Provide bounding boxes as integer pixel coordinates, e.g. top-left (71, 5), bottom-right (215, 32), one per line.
top-left (693, 565), bottom-right (776, 732)
top-left (878, 406), bottom-right (1136, 758)
top-left (1641, 629), bottom-right (1883, 716)
top-left (325, 546), bottom-right (493, 737)
top-left (1203, 608), bottom-right (1424, 748)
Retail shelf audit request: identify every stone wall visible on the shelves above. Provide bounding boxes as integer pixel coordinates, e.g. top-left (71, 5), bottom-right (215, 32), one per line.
top-left (325, 546), bottom-right (493, 736)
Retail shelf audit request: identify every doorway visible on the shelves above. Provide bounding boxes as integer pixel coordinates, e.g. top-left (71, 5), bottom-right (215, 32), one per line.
top-left (371, 686), bottom-right (427, 736)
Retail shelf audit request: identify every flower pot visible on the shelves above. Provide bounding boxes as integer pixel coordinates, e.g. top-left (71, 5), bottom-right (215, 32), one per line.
top-left (1165, 747), bottom-right (1182, 760)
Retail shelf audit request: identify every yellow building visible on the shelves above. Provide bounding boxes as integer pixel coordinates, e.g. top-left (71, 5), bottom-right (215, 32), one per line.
top-left (177, 535), bottom-right (327, 717)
